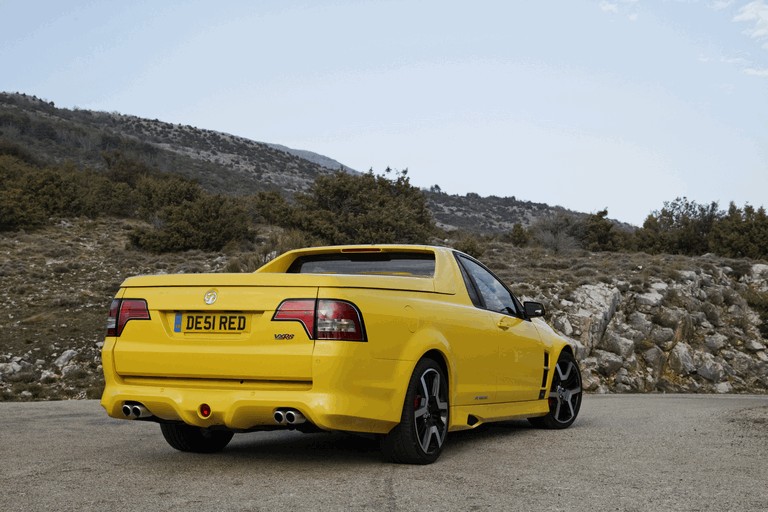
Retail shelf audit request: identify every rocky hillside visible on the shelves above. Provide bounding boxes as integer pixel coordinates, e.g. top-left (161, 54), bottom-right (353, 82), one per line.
top-left (0, 219), bottom-right (765, 401)
top-left (426, 190), bottom-right (582, 232)
top-left (0, 92), bottom-right (586, 232)
top-left (0, 92), bottom-right (344, 196)
top-left (481, 246), bottom-right (768, 394)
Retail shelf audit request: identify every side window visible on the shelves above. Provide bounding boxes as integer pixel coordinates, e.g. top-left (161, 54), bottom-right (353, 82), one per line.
top-left (457, 255), bottom-right (518, 316)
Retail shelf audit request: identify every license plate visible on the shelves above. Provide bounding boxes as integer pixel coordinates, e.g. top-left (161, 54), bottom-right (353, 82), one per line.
top-left (174, 313), bottom-right (249, 333)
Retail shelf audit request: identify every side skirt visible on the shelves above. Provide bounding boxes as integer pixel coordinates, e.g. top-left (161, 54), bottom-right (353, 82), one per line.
top-left (449, 399), bottom-right (549, 431)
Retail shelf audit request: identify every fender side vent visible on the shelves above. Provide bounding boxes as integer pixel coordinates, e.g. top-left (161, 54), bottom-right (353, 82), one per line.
top-left (467, 414), bottom-right (479, 427)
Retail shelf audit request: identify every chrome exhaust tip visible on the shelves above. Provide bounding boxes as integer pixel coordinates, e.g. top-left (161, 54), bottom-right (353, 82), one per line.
top-left (274, 410), bottom-right (286, 425)
top-left (122, 404), bottom-right (133, 417)
top-left (285, 410), bottom-right (306, 425)
top-left (131, 404), bottom-right (152, 419)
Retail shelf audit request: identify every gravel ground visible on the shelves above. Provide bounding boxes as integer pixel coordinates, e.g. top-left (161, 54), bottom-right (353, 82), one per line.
top-left (1, 394), bottom-right (767, 512)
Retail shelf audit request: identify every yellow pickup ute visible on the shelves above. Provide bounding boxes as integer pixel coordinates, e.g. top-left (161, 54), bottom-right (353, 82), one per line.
top-left (101, 245), bottom-right (581, 464)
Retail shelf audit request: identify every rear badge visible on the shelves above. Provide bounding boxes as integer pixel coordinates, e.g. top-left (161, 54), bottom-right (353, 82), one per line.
top-left (203, 289), bottom-right (218, 305)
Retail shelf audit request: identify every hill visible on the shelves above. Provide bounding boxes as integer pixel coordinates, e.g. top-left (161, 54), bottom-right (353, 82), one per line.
top-left (0, 92), bottom-right (587, 232)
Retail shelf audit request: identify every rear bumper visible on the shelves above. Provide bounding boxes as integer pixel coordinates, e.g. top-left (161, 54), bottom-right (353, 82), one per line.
top-left (101, 339), bottom-right (413, 434)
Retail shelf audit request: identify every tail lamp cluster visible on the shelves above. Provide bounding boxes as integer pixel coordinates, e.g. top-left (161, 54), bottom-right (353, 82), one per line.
top-left (273, 299), bottom-right (366, 341)
top-left (106, 297), bottom-right (365, 341)
top-left (107, 299), bottom-right (150, 337)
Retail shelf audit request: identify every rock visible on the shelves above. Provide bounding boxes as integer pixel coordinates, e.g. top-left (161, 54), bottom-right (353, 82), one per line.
top-left (40, 370), bottom-right (58, 381)
top-left (568, 337), bottom-right (588, 360)
top-left (0, 362), bottom-right (22, 375)
top-left (668, 343), bottom-right (696, 375)
top-left (628, 312), bottom-right (653, 336)
top-left (581, 369), bottom-right (601, 391)
top-left (695, 352), bottom-right (725, 382)
top-left (749, 264), bottom-right (768, 291)
top-left (62, 364), bottom-right (81, 377)
top-left (615, 367), bottom-right (629, 382)
top-left (642, 346), bottom-right (666, 375)
top-left (594, 349), bottom-right (623, 376)
top-left (597, 331), bottom-right (635, 358)
top-left (553, 315), bottom-right (573, 337)
top-left (715, 381), bottom-right (733, 393)
top-left (568, 284), bottom-right (622, 352)
top-left (704, 333), bottom-right (728, 353)
top-left (744, 339), bottom-right (766, 353)
top-left (636, 290), bottom-right (664, 307)
top-left (54, 349), bottom-right (77, 368)
top-left (650, 327), bottom-right (676, 351)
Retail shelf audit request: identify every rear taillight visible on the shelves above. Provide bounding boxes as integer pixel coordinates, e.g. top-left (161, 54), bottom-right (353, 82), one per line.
top-left (273, 299), bottom-right (366, 341)
top-left (316, 300), bottom-right (365, 341)
top-left (106, 299), bottom-right (150, 337)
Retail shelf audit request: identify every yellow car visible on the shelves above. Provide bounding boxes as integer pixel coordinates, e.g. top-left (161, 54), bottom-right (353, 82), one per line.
top-left (101, 245), bottom-right (582, 464)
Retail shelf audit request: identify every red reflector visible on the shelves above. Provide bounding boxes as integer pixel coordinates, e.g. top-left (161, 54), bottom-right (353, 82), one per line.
top-left (273, 299), bottom-right (316, 337)
top-left (199, 404), bottom-right (211, 418)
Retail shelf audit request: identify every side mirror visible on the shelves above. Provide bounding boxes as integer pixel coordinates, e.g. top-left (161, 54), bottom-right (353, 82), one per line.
top-left (524, 301), bottom-right (545, 318)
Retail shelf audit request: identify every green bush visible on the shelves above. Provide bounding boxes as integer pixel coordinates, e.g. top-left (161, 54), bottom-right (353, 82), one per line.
top-left (129, 194), bottom-right (251, 252)
top-left (291, 169), bottom-right (435, 245)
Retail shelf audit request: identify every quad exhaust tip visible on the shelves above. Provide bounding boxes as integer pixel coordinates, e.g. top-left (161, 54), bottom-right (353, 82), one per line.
top-left (274, 408), bottom-right (306, 426)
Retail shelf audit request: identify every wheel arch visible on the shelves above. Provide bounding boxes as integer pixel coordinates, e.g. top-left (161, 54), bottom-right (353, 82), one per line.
top-left (544, 342), bottom-right (576, 390)
top-left (421, 348), bottom-right (450, 387)
top-left (390, 332), bottom-right (453, 424)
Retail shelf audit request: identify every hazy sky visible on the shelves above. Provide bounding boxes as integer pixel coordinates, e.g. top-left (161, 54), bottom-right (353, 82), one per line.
top-left (1, 0), bottom-right (767, 225)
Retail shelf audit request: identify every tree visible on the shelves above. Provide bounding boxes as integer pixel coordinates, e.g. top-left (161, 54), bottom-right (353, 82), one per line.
top-left (634, 197), bottom-right (719, 255)
top-left (583, 209), bottom-right (619, 252)
top-left (292, 169), bottom-right (435, 245)
top-left (508, 223), bottom-right (530, 247)
top-left (530, 213), bottom-right (580, 253)
top-left (709, 203), bottom-right (768, 259)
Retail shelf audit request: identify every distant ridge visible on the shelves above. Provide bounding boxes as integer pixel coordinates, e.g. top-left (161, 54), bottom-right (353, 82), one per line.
top-left (263, 142), bottom-right (355, 173)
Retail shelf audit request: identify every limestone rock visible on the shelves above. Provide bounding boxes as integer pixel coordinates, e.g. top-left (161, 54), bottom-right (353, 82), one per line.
top-left (668, 343), bottom-right (696, 375)
top-left (594, 349), bottom-right (623, 376)
top-left (54, 349), bottom-right (78, 368)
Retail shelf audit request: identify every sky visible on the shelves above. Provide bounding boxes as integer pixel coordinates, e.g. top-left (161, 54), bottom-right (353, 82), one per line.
top-left (1, 0), bottom-right (767, 226)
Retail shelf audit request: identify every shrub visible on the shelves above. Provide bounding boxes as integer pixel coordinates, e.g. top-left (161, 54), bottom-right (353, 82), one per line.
top-left (454, 235), bottom-right (486, 258)
top-left (130, 195), bottom-right (251, 252)
top-left (291, 169), bottom-right (435, 245)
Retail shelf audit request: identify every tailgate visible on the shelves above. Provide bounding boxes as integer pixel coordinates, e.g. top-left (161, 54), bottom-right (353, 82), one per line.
top-left (112, 284), bottom-right (318, 381)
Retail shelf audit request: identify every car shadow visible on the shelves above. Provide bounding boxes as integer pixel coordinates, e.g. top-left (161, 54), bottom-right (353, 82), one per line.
top-left (176, 419), bottom-right (540, 465)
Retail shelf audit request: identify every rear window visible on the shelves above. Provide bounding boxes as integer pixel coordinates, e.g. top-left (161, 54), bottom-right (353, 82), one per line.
top-left (287, 252), bottom-right (435, 277)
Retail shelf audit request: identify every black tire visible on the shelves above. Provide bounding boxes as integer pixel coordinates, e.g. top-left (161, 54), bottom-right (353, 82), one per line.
top-left (381, 358), bottom-right (449, 464)
top-left (529, 351), bottom-right (582, 429)
top-left (160, 423), bottom-right (234, 453)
